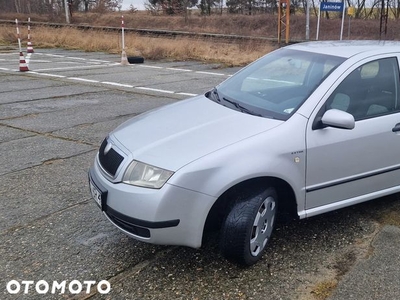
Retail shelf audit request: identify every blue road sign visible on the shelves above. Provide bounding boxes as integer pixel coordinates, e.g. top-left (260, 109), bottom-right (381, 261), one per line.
top-left (320, 2), bottom-right (344, 12)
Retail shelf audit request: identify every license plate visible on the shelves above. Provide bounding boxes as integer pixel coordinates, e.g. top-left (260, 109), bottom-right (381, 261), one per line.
top-left (89, 179), bottom-right (103, 209)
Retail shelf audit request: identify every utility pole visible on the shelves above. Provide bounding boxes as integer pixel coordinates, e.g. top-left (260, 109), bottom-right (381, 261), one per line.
top-left (64, 0), bottom-right (70, 24)
top-left (277, 0), bottom-right (290, 45)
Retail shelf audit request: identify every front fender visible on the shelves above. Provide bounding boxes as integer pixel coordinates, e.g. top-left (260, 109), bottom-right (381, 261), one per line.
top-left (168, 113), bottom-right (308, 215)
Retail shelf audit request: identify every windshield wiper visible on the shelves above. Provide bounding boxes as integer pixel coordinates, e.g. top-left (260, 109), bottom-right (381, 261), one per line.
top-left (222, 97), bottom-right (262, 117)
top-left (208, 88), bottom-right (263, 117)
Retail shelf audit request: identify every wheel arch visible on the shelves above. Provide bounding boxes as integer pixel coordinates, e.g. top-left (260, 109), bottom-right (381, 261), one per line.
top-left (203, 176), bottom-right (298, 235)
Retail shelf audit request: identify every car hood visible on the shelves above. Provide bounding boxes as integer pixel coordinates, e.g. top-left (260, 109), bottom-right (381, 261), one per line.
top-left (112, 95), bottom-right (282, 171)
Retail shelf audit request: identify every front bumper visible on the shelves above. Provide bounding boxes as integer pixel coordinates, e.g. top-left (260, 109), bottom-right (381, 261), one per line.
top-left (89, 162), bottom-right (216, 248)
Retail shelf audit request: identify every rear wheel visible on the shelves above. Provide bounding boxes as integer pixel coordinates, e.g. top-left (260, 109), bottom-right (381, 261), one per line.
top-left (220, 187), bottom-right (277, 266)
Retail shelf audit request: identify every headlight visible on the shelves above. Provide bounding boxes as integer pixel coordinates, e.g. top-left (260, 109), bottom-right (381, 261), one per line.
top-left (122, 161), bottom-right (174, 189)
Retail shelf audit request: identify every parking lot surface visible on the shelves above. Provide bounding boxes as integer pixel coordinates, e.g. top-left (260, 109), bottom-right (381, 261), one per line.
top-left (1, 48), bottom-right (400, 300)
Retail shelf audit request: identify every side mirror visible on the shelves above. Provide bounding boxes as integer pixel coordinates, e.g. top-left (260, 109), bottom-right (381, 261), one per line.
top-left (320, 109), bottom-right (355, 130)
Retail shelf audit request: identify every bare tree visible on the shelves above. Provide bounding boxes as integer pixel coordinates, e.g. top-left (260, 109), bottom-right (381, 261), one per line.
top-left (1, 0), bottom-right (122, 13)
top-left (389, 0), bottom-right (400, 19)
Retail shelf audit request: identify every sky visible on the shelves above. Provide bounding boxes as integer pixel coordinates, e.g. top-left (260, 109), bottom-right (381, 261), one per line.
top-left (121, 0), bottom-right (146, 10)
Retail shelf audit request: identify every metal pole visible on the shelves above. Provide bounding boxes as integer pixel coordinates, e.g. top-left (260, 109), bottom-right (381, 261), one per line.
top-left (121, 15), bottom-right (129, 65)
top-left (316, 8), bottom-right (321, 40)
top-left (306, 0), bottom-right (310, 40)
top-left (15, 19), bottom-right (22, 52)
top-left (27, 17), bottom-right (34, 53)
top-left (16, 19), bottom-right (29, 71)
top-left (340, 1), bottom-right (346, 40)
top-left (122, 15), bottom-right (125, 51)
top-left (64, 0), bottom-right (70, 24)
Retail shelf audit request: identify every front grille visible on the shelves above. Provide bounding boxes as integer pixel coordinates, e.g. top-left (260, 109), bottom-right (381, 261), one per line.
top-left (98, 138), bottom-right (124, 177)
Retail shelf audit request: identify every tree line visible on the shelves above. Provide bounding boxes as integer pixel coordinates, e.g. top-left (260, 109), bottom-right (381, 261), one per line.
top-left (0, 0), bottom-right (123, 14)
top-left (1, 0), bottom-right (399, 19)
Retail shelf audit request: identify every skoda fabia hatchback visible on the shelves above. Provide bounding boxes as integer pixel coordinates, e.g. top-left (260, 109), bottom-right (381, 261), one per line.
top-left (89, 41), bottom-right (400, 266)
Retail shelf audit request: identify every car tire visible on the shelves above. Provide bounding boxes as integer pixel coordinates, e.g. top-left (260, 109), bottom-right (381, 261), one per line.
top-left (128, 56), bottom-right (144, 64)
top-left (220, 187), bottom-right (277, 266)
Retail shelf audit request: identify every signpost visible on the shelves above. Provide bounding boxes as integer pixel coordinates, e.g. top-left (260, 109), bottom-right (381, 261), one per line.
top-left (316, 1), bottom-right (346, 40)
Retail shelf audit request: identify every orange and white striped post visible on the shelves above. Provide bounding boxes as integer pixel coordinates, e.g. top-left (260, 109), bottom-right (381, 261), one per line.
top-left (15, 19), bottom-right (29, 72)
top-left (120, 15), bottom-right (128, 65)
top-left (27, 17), bottom-right (34, 53)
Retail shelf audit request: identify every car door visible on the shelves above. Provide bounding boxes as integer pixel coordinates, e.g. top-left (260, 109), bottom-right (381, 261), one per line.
top-left (305, 55), bottom-right (400, 216)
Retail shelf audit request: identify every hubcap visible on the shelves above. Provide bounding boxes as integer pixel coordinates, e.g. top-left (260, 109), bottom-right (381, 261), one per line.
top-left (250, 196), bottom-right (276, 257)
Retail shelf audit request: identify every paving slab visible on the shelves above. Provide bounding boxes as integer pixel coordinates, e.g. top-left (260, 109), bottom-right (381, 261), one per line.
top-left (0, 125), bottom-right (35, 143)
top-left (0, 135), bottom-right (94, 176)
top-left (1, 92), bottom-right (176, 133)
top-left (0, 152), bottom-right (95, 231)
top-left (0, 76), bottom-right (63, 94)
top-left (0, 84), bottom-right (108, 105)
top-left (329, 225), bottom-right (400, 300)
top-left (0, 200), bottom-right (165, 300)
top-left (52, 115), bottom-right (134, 145)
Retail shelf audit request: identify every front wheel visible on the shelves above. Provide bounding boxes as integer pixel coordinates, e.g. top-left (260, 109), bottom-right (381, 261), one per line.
top-left (220, 187), bottom-right (277, 266)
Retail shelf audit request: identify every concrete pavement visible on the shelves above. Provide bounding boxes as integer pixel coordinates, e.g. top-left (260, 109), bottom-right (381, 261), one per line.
top-left (1, 48), bottom-right (399, 300)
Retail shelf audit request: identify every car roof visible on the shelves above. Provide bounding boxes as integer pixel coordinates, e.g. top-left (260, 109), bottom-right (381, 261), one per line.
top-left (286, 40), bottom-right (400, 58)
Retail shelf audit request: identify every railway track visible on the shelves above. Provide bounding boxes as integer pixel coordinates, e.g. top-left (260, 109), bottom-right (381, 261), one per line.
top-left (0, 19), bottom-right (300, 44)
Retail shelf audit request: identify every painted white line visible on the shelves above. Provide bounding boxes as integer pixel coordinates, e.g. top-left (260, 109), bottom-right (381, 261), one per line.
top-left (33, 65), bottom-right (110, 72)
top-left (68, 77), bottom-right (100, 83)
top-left (90, 59), bottom-right (111, 63)
top-left (66, 57), bottom-right (87, 61)
top-left (29, 60), bottom-right (52, 63)
top-left (195, 71), bottom-right (226, 76)
top-left (135, 87), bottom-right (175, 94)
top-left (139, 65), bottom-right (163, 69)
top-left (44, 54), bottom-right (65, 58)
top-left (8, 67), bottom-right (200, 97)
top-left (28, 72), bottom-right (66, 78)
top-left (177, 92), bottom-right (198, 97)
top-left (102, 82), bottom-right (134, 88)
top-left (166, 68), bottom-right (192, 72)
top-left (58, 61), bottom-right (81, 64)
top-left (0, 53), bottom-right (19, 56)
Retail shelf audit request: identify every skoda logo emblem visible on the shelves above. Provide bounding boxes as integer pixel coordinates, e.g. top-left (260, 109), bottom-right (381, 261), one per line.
top-left (104, 142), bottom-right (112, 155)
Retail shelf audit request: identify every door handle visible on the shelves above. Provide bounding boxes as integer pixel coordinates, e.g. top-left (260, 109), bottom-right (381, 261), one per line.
top-left (392, 123), bottom-right (400, 132)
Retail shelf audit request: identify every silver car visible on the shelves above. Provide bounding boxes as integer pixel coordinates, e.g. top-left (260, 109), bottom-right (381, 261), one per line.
top-left (89, 40), bottom-right (400, 266)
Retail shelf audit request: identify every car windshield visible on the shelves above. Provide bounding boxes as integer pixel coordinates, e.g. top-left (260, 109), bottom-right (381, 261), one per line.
top-left (207, 49), bottom-right (345, 120)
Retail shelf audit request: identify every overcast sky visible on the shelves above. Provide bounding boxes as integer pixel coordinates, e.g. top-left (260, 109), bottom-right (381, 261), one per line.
top-left (122, 0), bottom-right (146, 10)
